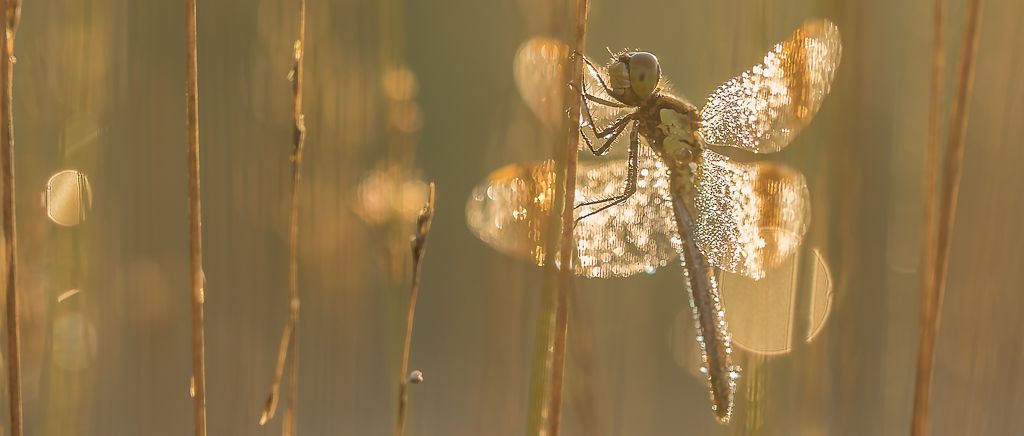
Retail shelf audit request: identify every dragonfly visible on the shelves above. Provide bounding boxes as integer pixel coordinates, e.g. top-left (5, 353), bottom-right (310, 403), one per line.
top-left (467, 20), bottom-right (841, 422)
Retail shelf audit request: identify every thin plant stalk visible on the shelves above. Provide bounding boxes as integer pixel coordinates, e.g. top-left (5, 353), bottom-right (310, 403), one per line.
top-left (524, 1), bottom-right (590, 435)
top-left (546, 0), bottom-right (589, 435)
top-left (185, 0), bottom-right (208, 434)
top-left (911, 0), bottom-right (945, 432)
top-left (911, 0), bottom-right (984, 434)
top-left (282, 1), bottom-right (306, 434)
top-left (0, 1), bottom-right (22, 435)
top-left (261, 2), bottom-right (307, 434)
top-left (395, 182), bottom-right (436, 436)
top-left (261, 318), bottom-right (293, 426)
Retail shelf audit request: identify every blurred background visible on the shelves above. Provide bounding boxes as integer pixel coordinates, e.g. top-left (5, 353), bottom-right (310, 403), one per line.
top-left (3, 0), bottom-right (1023, 434)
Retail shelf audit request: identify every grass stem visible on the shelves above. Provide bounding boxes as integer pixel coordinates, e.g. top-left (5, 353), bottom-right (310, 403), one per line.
top-left (911, 0), bottom-right (945, 433)
top-left (911, 0), bottom-right (984, 434)
top-left (545, 1), bottom-right (589, 436)
top-left (0, 1), bottom-right (22, 435)
top-left (395, 182), bottom-right (436, 436)
top-left (185, 0), bottom-right (208, 434)
top-left (261, 2), bottom-right (307, 434)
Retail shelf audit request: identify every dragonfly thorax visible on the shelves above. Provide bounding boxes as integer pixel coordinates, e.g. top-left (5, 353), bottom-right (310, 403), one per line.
top-left (607, 51), bottom-right (661, 106)
top-left (657, 107), bottom-right (699, 162)
top-left (635, 94), bottom-right (701, 167)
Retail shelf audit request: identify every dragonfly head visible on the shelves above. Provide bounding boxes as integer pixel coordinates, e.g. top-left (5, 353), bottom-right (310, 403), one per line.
top-left (608, 51), bottom-right (661, 105)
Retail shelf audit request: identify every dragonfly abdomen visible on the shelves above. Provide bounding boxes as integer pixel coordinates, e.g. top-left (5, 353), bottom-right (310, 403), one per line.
top-left (669, 174), bottom-right (738, 423)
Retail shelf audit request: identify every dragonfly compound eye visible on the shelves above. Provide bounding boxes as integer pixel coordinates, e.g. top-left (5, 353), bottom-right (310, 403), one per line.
top-left (627, 52), bottom-right (661, 100)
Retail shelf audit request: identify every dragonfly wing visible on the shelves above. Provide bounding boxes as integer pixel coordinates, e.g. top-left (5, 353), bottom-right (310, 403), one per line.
top-left (466, 159), bottom-right (556, 267)
top-left (574, 145), bottom-right (679, 278)
top-left (465, 147), bottom-right (678, 278)
top-left (699, 19), bottom-right (841, 153)
top-left (514, 37), bottom-right (634, 159)
top-left (692, 149), bottom-right (810, 280)
top-left (514, 37), bottom-right (571, 129)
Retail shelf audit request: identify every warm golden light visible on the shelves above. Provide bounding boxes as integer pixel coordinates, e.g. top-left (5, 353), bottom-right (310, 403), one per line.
top-left (355, 165), bottom-right (430, 226)
top-left (718, 248), bottom-right (834, 355)
top-left (45, 170), bottom-right (92, 227)
top-left (466, 148), bottom-right (679, 278)
top-left (693, 150), bottom-right (809, 280)
top-left (52, 311), bottom-right (96, 371)
top-left (466, 160), bottom-right (555, 266)
top-left (513, 36), bottom-right (568, 128)
top-left (382, 66), bottom-right (420, 103)
top-left (699, 20), bottom-right (841, 153)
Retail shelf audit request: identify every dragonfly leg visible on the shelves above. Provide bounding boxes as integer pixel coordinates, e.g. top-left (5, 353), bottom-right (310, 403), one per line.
top-left (579, 114), bottom-right (632, 156)
top-left (577, 85), bottom-right (629, 133)
top-left (571, 51), bottom-right (631, 148)
top-left (574, 121), bottom-right (640, 225)
top-left (572, 76), bottom-right (628, 148)
top-left (573, 50), bottom-right (617, 98)
top-left (585, 93), bottom-right (626, 108)
top-left (571, 81), bottom-right (625, 108)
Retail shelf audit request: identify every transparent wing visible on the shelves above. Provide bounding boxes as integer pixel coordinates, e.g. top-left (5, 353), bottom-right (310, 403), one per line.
top-left (692, 149), bottom-right (809, 280)
top-left (699, 19), bottom-right (841, 153)
top-left (466, 159), bottom-right (555, 267)
top-left (465, 147), bottom-right (678, 278)
top-left (513, 37), bottom-right (570, 129)
top-left (513, 37), bottom-right (634, 157)
top-left (574, 145), bottom-right (679, 277)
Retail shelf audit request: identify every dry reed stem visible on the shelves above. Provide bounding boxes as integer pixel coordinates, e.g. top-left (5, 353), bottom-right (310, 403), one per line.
top-left (911, 0), bottom-right (984, 434)
top-left (911, 0), bottom-right (945, 433)
top-left (395, 182), bottom-right (436, 436)
top-left (0, 1), bottom-right (21, 435)
top-left (261, 2), bottom-right (306, 433)
top-left (544, 1), bottom-right (589, 435)
top-left (184, 0), bottom-right (208, 434)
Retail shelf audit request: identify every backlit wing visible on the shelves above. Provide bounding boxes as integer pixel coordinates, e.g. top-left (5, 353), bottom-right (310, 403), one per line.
top-left (699, 19), bottom-right (841, 153)
top-left (513, 37), bottom-right (571, 129)
top-left (691, 149), bottom-right (809, 280)
top-left (514, 37), bottom-right (635, 157)
top-left (574, 146), bottom-right (678, 277)
top-left (466, 147), bottom-right (679, 278)
top-left (466, 159), bottom-right (555, 267)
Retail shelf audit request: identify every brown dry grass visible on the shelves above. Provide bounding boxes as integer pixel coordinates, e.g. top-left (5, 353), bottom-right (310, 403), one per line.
top-left (1, 1), bottom-right (22, 435)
